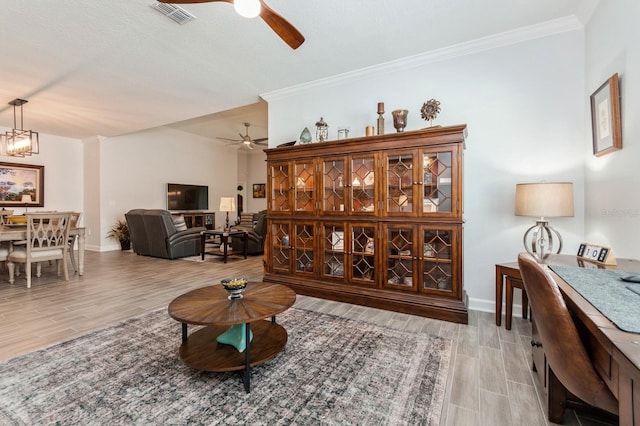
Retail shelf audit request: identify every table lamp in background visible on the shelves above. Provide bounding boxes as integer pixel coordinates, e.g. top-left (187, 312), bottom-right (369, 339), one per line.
top-left (219, 197), bottom-right (236, 231)
top-left (21, 195), bottom-right (32, 214)
top-left (515, 182), bottom-right (574, 262)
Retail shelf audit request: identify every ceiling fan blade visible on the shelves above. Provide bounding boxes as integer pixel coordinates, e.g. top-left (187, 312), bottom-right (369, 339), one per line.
top-left (259, 1), bottom-right (305, 50)
top-left (217, 137), bottom-right (242, 142)
top-left (252, 138), bottom-right (268, 145)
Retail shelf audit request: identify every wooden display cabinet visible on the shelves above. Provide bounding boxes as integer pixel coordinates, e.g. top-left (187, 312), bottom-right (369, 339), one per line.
top-left (264, 125), bottom-right (468, 323)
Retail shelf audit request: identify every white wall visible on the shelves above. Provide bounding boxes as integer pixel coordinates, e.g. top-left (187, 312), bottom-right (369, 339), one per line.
top-left (0, 127), bottom-right (84, 220)
top-left (584, 1), bottom-right (640, 259)
top-left (264, 22), bottom-right (586, 313)
top-left (98, 127), bottom-right (239, 250)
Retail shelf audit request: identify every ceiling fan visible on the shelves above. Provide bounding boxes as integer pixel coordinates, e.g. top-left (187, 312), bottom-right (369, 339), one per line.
top-left (217, 122), bottom-right (268, 150)
top-left (159, 0), bottom-right (305, 49)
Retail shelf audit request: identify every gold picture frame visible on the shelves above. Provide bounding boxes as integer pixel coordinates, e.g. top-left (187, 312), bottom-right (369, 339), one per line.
top-left (0, 162), bottom-right (45, 207)
top-left (252, 183), bottom-right (265, 198)
top-left (590, 73), bottom-right (622, 157)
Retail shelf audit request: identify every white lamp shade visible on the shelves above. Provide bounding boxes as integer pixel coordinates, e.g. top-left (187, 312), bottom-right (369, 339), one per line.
top-left (515, 182), bottom-right (574, 218)
top-left (21, 195), bottom-right (33, 204)
top-left (234, 0), bottom-right (261, 18)
top-left (219, 197), bottom-right (236, 212)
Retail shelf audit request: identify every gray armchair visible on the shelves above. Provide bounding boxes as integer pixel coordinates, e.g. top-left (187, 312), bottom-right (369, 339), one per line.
top-left (231, 211), bottom-right (266, 255)
top-left (125, 209), bottom-right (204, 259)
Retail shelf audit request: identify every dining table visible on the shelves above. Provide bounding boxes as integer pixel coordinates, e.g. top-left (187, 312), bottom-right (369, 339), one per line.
top-left (0, 225), bottom-right (87, 275)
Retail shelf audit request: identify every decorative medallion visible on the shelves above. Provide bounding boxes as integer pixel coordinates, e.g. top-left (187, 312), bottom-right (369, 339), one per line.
top-left (420, 99), bottom-right (441, 127)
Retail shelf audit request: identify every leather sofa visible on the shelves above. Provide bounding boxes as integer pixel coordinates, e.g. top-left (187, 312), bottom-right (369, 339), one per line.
top-left (125, 209), bottom-right (204, 259)
top-left (231, 210), bottom-right (266, 255)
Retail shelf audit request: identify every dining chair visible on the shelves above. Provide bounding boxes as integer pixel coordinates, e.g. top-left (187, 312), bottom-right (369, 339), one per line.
top-left (0, 210), bottom-right (15, 225)
top-left (7, 212), bottom-right (73, 289)
top-left (68, 212), bottom-right (82, 272)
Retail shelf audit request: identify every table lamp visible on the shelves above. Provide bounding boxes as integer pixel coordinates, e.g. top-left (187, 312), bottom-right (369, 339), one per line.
top-left (515, 182), bottom-right (574, 262)
top-left (22, 194), bottom-right (32, 214)
top-left (219, 197), bottom-right (236, 231)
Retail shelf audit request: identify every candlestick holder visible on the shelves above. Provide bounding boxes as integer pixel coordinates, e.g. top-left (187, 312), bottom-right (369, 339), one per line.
top-left (377, 102), bottom-right (385, 135)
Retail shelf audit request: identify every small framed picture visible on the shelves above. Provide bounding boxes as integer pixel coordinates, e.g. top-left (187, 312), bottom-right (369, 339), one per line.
top-left (590, 73), bottom-right (622, 157)
top-left (252, 183), bottom-right (265, 198)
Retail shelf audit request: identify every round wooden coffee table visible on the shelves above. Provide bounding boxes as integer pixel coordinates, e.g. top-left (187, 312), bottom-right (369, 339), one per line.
top-left (168, 282), bottom-right (296, 392)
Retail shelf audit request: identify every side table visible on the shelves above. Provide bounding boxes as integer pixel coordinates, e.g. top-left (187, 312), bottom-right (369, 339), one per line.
top-left (495, 262), bottom-right (528, 330)
top-left (201, 229), bottom-right (248, 263)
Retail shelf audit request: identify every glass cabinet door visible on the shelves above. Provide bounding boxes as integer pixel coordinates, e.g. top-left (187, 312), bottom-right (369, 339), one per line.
top-left (321, 223), bottom-right (345, 280)
top-left (321, 158), bottom-right (346, 214)
top-left (383, 225), bottom-right (416, 291)
top-left (269, 162), bottom-right (291, 213)
top-left (294, 161), bottom-right (315, 213)
top-left (269, 221), bottom-right (291, 273)
top-left (349, 224), bottom-right (376, 286)
top-left (294, 222), bottom-right (315, 275)
top-left (350, 155), bottom-right (376, 214)
top-left (385, 152), bottom-right (415, 215)
top-left (421, 150), bottom-right (453, 214)
top-left (420, 226), bottom-right (457, 295)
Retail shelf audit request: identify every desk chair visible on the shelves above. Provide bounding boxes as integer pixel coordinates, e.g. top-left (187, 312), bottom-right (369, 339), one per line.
top-left (517, 253), bottom-right (618, 422)
top-left (7, 212), bottom-right (73, 289)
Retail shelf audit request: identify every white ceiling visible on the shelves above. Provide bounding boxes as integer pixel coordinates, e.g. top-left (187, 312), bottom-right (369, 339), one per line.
top-left (0, 0), bottom-right (598, 142)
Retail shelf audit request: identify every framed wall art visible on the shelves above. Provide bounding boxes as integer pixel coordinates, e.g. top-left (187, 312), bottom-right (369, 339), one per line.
top-left (590, 73), bottom-right (622, 157)
top-left (0, 162), bottom-right (45, 207)
top-left (253, 183), bottom-right (266, 198)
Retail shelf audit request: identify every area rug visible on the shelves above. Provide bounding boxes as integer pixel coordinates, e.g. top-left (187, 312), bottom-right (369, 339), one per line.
top-left (0, 308), bottom-right (451, 425)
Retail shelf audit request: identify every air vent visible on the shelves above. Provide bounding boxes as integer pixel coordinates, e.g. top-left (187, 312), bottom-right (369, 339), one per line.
top-left (150, 2), bottom-right (196, 25)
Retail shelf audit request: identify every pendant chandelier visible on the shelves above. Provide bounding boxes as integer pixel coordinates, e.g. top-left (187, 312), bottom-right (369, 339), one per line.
top-left (3, 98), bottom-right (39, 157)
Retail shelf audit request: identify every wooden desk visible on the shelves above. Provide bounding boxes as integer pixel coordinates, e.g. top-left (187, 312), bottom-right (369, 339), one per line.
top-left (500, 254), bottom-right (640, 424)
top-left (0, 225), bottom-right (86, 275)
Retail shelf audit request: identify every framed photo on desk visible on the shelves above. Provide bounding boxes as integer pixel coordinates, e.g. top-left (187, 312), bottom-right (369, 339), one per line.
top-left (0, 162), bottom-right (45, 207)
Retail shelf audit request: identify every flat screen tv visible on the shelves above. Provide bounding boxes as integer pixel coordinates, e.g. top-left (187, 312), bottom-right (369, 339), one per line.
top-left (167, 183), bottom-right (209, 211)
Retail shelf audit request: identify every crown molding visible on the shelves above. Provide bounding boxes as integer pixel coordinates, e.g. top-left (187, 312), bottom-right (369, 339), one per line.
top-left (262, 16), bottom-right (583, 102)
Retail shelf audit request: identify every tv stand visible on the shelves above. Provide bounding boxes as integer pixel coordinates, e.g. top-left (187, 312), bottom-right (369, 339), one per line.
top-left (171, 211), bottom-right (215, 230)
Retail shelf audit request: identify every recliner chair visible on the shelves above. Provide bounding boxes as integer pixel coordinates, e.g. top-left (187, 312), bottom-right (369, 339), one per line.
top-left (231, 211), bottom-right (266, 255)
top-left (125, 209), bottom-right (204, 259)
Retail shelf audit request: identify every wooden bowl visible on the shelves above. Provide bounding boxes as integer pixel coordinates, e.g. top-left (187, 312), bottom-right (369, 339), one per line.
top-left (9, 215), bottom-right (27, 225)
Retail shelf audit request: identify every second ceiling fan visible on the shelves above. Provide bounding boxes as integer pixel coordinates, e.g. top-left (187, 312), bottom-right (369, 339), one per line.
top-left (218, 122), bottom-right (268, 150)
top-left (159, 0), bottom-right (305, 49)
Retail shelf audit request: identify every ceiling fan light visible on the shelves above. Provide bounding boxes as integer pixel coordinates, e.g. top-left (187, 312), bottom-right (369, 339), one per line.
top-left (234, 0), bottom-right (261, 18)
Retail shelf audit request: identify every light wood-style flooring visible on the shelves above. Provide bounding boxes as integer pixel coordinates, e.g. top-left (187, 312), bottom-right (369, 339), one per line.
top-left (0, 251), bottom-right (613, 425)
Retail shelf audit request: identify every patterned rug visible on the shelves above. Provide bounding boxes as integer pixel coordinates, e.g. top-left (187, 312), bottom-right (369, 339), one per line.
top-left (0, 308), bottom-right (451, 425)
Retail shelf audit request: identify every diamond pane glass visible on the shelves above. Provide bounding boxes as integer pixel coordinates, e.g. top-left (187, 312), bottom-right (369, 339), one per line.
top-left (422, 152), bottom-right (452, 213)
top-left (386, 228), bottom-right (413, 286)
top-left (271, 223), bottom-right (290, 271)
top-left (351, 157), bottom-right (375, 212)
top-left (270, 165), bottom-right (290, 212)
top-left (295, 224), bottom-right (314, 272)
top-left (323, 160), bottom-right (345, 212)
top-left (422, 229), bottom-right (452, 291)
top-left (295, 163), bottom-right (314, 212)
top-left (387, 154), bottom-right (413, 213)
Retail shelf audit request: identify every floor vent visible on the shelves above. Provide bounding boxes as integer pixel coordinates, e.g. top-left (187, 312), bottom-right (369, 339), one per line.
top-left (150, 2), bottom-right (196, 25)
